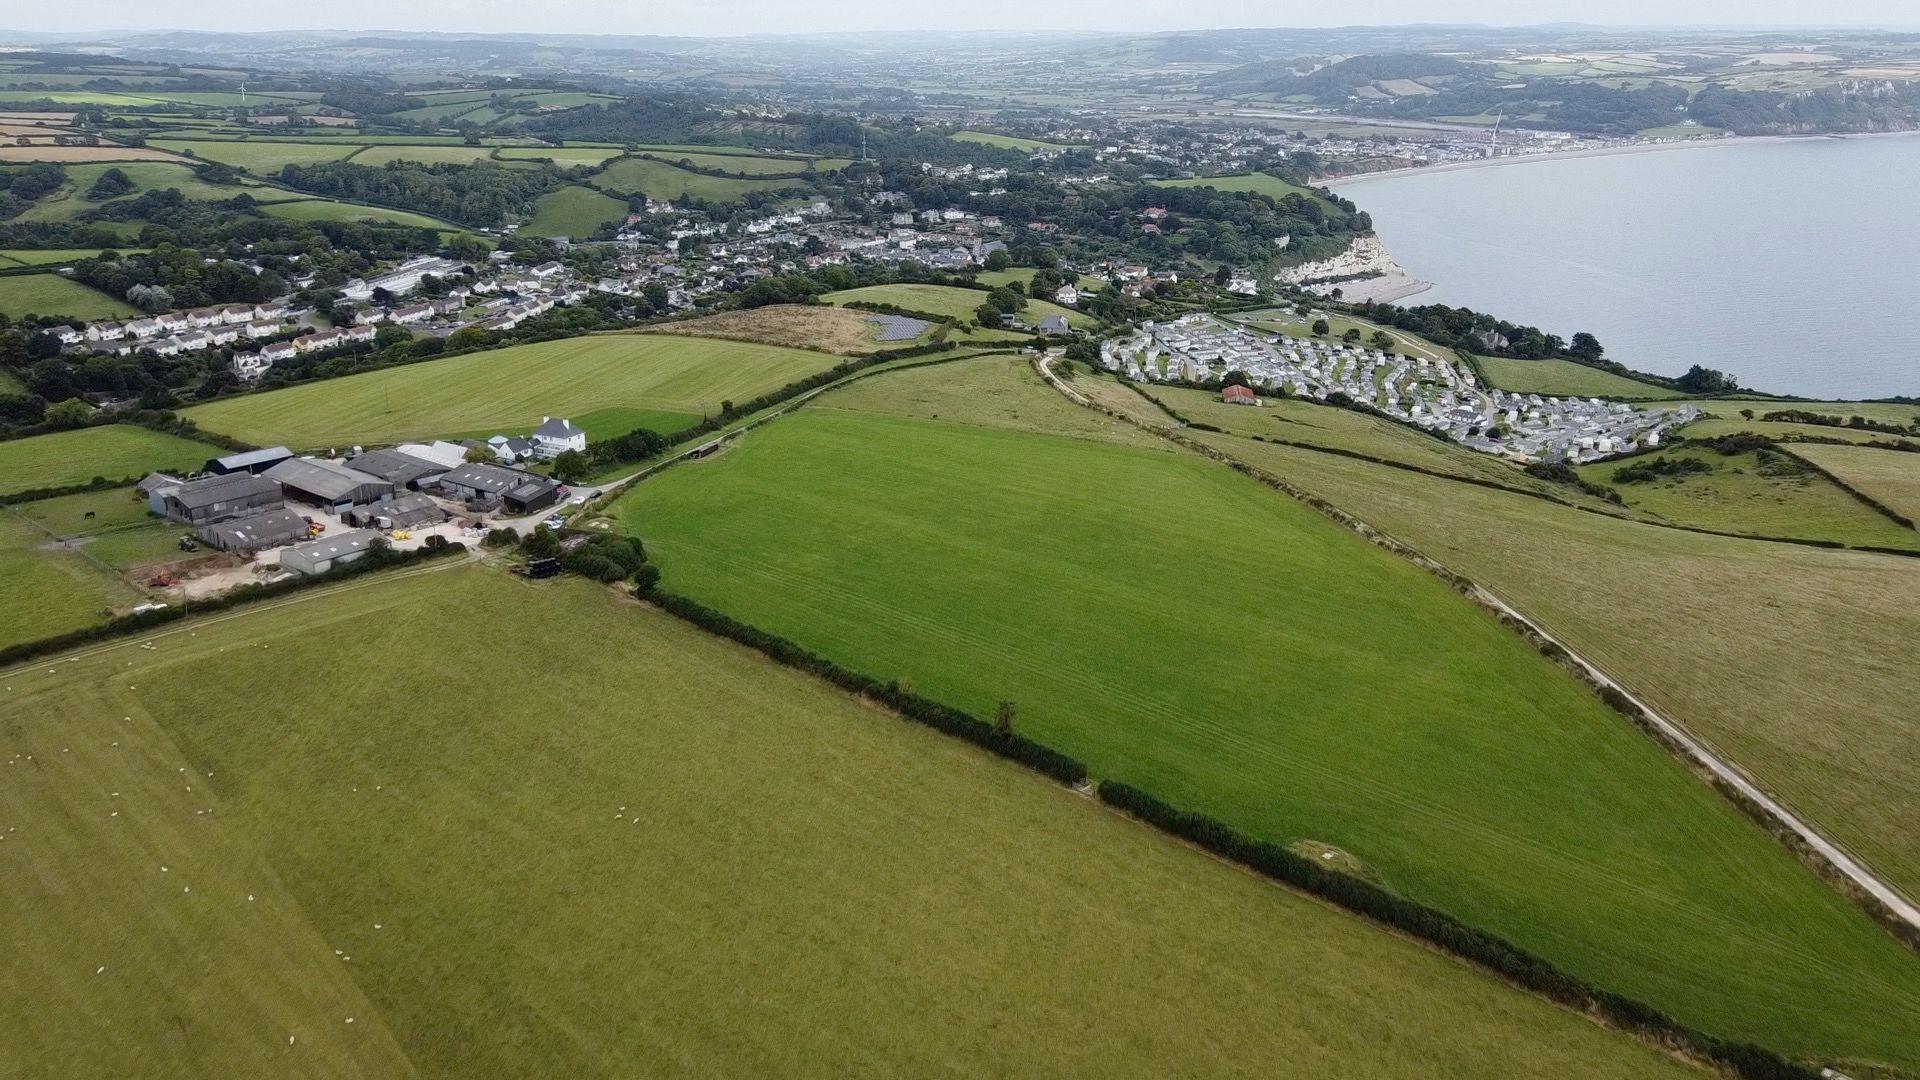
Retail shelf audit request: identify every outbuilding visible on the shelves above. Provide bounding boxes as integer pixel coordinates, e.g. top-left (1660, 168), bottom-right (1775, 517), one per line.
top-left (345, 493), bottom-right (446, 531)
top-left (265, 457), bottom-right (394, 512)
top-left (156, 472), bottom-right (285, 524)
top-left (280, 529), bottom-right (383, 576)
top-left (197, 507), bottom-right (311, 553)
top-left (204, 446), bottom-right (294, 476)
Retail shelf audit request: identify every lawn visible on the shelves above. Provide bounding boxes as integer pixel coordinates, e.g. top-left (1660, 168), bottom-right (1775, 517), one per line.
top-left (0, 424), bottom-right (223, 496)
top-left (950, 130), bottom-right (1079, 151)
top-left (824, 283), bottom-right (1092, 328)
top-left (521, 184), bottom-right (628, 237)
top-left (588, 156), bottom-right (810, 203)
top-left (608, 357), bottom-right (1920, 1071)
top-left (0, 566), bottom-right (1697, 1079)
top-left (1193, 430), bottom-right (1920, 949)
top-left (181, 334), bottom-right (840, 448)
top-left (148, 139), bottom-right (365, 171)
top-left (1788, 442), bottom-right (1920, 523)
top-left (1576, 445), bottom-right (1920, 549)
top-left (0, 273), bottom-right (136, 320)
top-left (1474, 355), bottom-right (1683, 399)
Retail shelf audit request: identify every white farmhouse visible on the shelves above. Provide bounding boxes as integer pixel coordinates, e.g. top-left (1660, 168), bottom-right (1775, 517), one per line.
top-left (530, 416), bottom-right (587, 460)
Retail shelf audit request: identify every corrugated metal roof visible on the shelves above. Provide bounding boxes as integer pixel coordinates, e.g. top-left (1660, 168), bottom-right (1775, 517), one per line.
top-left (208, 446), bottom-right (293, 471)
top-left (169, 471), bottom-right (281, 509)
top-left (287, 529), bottom-right (382, 562)
top-left (265, 457), bottom-right (392, 503)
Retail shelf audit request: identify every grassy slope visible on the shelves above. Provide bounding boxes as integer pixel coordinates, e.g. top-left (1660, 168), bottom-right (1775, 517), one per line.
top-left (1474, 355), bottom-right (1684, 399)
top-left (0, 567), bottom-right (1698, 1079)
top-left (149, 139), bottom-right (366, 170)
top-left (257, 199), bottom-right (455, 230)
top-left (1152, 171), bottom-right (1338, 210)
top-left (0, 273), bottom-right (136, 320)
top-left (11, 162), bottom-right (250, 224)
top-left (1198, 432), bottom-right (1920, 933)
top-left (655, 304), bottom-right (893, 354)
top-left (1788, 442), bottom-right (1920, 523)
top-left (588, 157), bottom-right (807, 203)
top-left (1578, 446), bottom-right (1920, 550)
top-left (181, 334), bottom-right (839, 448)
top-left (609, 358), bottom-right (1920, 1071)
top-left (521, 185), bottom-right (629, 237)
top-left (824, 283), bottom-right (1092, 328)
top-left (0, 424), bottom-right (223, 496)
top-left (640, 151), bottom-right (844, 175)
top-left (950, 130), bottom-right (1078, 151)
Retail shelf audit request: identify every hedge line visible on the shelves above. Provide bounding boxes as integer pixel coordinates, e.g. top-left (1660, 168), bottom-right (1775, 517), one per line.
top-left (1095, 781), bottom-right (1820, 1080)
top-left (0, 472), bottom-right (165, 506)
top-left (641, 587), bottom-right (1088, 786)
top-left (0, 541), bottom-right (466, 669)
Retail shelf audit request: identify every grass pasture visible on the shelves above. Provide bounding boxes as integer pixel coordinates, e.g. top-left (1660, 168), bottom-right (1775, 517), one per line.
top-left (824, 283), bottom-right (1091, 328)
top-left (950, 130), bottom-right (1079, 151)
top-left (255, 198), bottom-right (455, 230)
top-left (0, 424), bottom-right (223, 497)
top-left (1474, 355), bottom-right (1684, 399)
top-left (0, 247), bottom-right (145, 268)
top-left (640, 150), bottom-right (845, 175)
top-left (348, 144), bottom-right (506, 167)
top-left (0, 566), bottom-right (1703, 1078)
top-left (181, 334), bottom-right (839, 448)
top-left (610, 357), bottom-right (1920, 1071)
top-left (1578, 445), bottom-right (1920, 549)
top-left (0, 273), bottom-right (136, 320)
top-left (1787, 442), bottom-right (1920, 523)
top-left (657, 304), bottom-right (918, 354)
top-left (521, 184), bottom-right (629, 237)
top-left (588, 156), bottom-right (810, 203)
top-left (495, 146), bottom-right (624, 167)
top-left (9, 161), bottom-right (251, 224)
top-left (149, 139), bottom-right (365, 171)
top-left (1152, 171), bottom-right (1339, 210)
top-left (0, 145), bottom-right (182, 163)
top-left (0, 510), bottom-right (143, 651)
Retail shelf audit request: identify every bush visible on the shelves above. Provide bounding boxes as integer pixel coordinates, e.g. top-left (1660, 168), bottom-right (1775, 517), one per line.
top-left (482, 527), bottom-right (519, 548)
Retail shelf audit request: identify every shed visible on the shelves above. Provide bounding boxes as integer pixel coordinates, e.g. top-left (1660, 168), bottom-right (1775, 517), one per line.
top-left (204, 446), bottom-right (294, 475)
top-left (198, 507), bottom-right (310, 553)
top-left (158, 472), bottom-right (284, 524)
top-left (265, 457), bottom-right (394, 511)
top-left (503, 474), bottom-right (562, 515)
top-left (437, 463), bottom-right (529, 503)
top-left (348, 448), bottom-right (447, 490)
top-left (345, 493), bottom-right (446, 531)
top-left (280, 529), bottom-right (383, 576)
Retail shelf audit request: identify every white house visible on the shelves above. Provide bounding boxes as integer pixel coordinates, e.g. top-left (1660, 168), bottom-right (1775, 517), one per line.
top-left (530, 416), bottom-right (587, 460)
top-left (1054, 284), bottom-right (1079, 306)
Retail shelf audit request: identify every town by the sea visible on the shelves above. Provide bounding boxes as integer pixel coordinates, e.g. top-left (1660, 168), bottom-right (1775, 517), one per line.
top-left (1333, 134), bottom-right (1920, 400)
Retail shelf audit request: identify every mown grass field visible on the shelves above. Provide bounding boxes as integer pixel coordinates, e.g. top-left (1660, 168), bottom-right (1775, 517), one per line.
top-left (0, 247), bottom-right (146, 267)
top-left (495, 146), bottom-right (624, 167)
top-left (1577, 445), bottom-right (1920, 549)
top-left (182, 334), bottom-right (840, 448)
top-left (823, 283), bottom-right (1092, 328)
top-left (0, 511), bottom-right (142, 650)
top-left (0, 424), bottom-right (223, 496)
top-left (149, 139), bottom-right (364, 171)
top-left (0, 273), bottom-right (136, 320)
top-left (640, 151), bottom-right (847, 175)
top-left (609, 357), bottom-right (1920, 1072)
top-left (588, 156), bottom-right (809, 203)
top-left (657, 304), bottom-right (905, 354)
top-left (349, 144), bottom-right (507, 168)
top-left (1788, 442), bottom-right (1920, 523)
top-left (1193, 430), bottom-right (1920, 943)
top-left (1474, 355), bottom-right (1683, 399)
top-left (256, 198), bottom-right (456, 230)
top-left (949, 130), bottom-right (1079, 151)
top-left (522, 184), bottom-right (629, 237)
top-left (0, 566), bottom-right (1700, 1079)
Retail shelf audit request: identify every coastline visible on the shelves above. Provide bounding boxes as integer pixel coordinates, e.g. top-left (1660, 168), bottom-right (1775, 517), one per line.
top-left (1320, 129), bottom-right (1920, 188)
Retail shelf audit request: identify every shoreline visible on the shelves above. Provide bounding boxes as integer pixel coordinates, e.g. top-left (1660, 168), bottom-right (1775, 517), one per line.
top-left (1320, 129), bottom-right (1920, 187)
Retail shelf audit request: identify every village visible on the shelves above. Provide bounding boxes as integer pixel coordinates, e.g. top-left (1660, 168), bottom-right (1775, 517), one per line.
top-left (1102, 313), bottom-right (1698, 463)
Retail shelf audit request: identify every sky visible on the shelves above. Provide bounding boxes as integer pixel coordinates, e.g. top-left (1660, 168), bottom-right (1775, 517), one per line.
top-left (8, 1), bottom-right (1919, 37)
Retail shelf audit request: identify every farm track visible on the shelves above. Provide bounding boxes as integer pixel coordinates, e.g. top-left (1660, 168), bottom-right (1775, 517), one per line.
top-left (1035, 355), bottom-right (1920, 938)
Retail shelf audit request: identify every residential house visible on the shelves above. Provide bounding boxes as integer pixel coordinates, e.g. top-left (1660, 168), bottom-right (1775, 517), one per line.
top-left (530, 417), bottom-right (586, 460)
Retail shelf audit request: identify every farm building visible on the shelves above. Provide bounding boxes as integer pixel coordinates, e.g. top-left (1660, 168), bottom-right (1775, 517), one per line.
top-left (345, 493), bottom-right (446, 531)
top-left (503, 474), bottom-right (563, 515)
top-left (348, 448), bottom-right (449, 489)
top-left (153, 472), bottom-right (285, 524)
top-left (204, 446), bottom-right (294, 475)
top-left (197, 507), bottom-right (311, 553)
top-left (280, 529), bottom-right (383, 576)
top-left (136, 473), bottom-right (183, 499)
top-left (395, 440), bottom-right (471, 470)
top-left (1222, 384), bottom-right (1261, 406)
top-left (265, 457), bottom-right (394, 511)
top-left (436, 462), bottom-right (528, 503)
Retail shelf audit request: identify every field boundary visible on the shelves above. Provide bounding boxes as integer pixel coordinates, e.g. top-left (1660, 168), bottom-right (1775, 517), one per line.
top-left (1774, 444), bottom-right (1919, 530)
top-left (1037, 356), bottom-right (1920, 947)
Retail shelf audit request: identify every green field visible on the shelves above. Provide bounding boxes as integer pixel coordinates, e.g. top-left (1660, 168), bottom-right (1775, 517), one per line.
top-left (1152, 171), bottom-right (1339, 209)
top-left (0, 511), bottom-right (142, 650)
top-left (1474, 355), bottom-right (1683, 399)
top-left (608, 357), bottom-right (1920, 1071)
top-left (640, 151), bottom-right (846, 175)
top-left (1680, 415), bottom-right (1906, 445)
top-left (974, 267), bottom-right (1107, 292)
top-left (8, 162), bottom-right (253, 224)
top-left (182, 334), bottom-right (839, 448)
top-left (0, 273), bottom-right (136, 320)
top-left (149, 139), bottom-right (365, 171)
top-left (0, 566), bottom-right (1701, 1078)
top-left (0, 424), bottom-right (222, 496)
top-left (1187, 428), bottom-right (1920, 936)
top-left (824, 283), bottom-right (1092, 328)
top-left (1787, 442), bottom-right (1920, 523)
top-left (950, 130), bottom-right (1079, 151)
top-left (521, 184), bottom-right (629, 237)
top-left (256, 198), bottom-right (455, 230)
top-left (1678, 398), bottom-right (1920, 427)
top-left (588, 156), bottom-right (810, 203)
top-left (1577, 445), bottom-right (1920, 549)
top-left (349, 144), bottom-right (506, 167)
top-left (495, 146), bottom-right (624, 167)
top-left (0, 247), bottom-right (145, 268)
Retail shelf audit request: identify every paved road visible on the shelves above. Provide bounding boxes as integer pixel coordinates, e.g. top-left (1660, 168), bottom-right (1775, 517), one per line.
top-left (1034, 354), bottom-right (1920, 935)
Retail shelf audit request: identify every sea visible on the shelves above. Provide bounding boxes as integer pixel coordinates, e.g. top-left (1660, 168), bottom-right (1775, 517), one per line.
top-left (1330, 134), bottom-right (1920, 399)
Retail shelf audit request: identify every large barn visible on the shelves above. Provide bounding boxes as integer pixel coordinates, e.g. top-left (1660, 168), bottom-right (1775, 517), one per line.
top-left (265, 457), bottom-right (394, 512)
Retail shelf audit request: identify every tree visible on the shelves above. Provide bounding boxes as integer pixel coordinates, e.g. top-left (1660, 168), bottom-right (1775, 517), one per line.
top-left (993, 700), bottom-right (1017, 738)
top-left (1368, 330), bottom-right (1395, 352)
top-left (1342, 328), bottom-right (1363, 345)
top-left (1568, 332), bottom-right (1605, 362)
top-left (85, 167), bottom-right (134, 201)
top-left (374, 325), bottom-right (412, 349)
top-left (447, 234), bottom-right (490, 263)
top-left (1311, 318), bottom-right (1330, 337)
top-left (982, 249), bottom-right (1011, 272)
top-left (1676, 364), bottom-right (1740, 394)
top-left (521, 525), bottom-right (559, 558)
top-left (42, 397), bottom-right (92, 429)
top-left (550, 449), bottom-right (591, 482)
top-left (974, 302), bottom-right (1002, 328)
top-left (464, 444), bottom-right (498, 464)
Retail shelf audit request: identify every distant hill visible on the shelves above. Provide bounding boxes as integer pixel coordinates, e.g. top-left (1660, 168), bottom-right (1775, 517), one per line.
top-left (1206, 53), bottom-right (1472, 97)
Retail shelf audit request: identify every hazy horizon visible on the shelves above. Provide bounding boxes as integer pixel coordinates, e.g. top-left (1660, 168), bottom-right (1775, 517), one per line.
top-left (7, 3), bottom-right (1919, 39)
